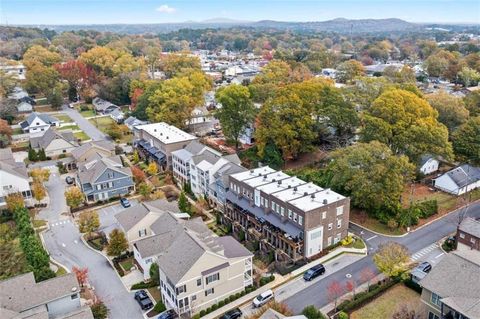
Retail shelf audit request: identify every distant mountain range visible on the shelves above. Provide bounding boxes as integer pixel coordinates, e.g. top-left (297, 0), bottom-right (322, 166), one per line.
top-left (15, 18), bottom-right (477, 35)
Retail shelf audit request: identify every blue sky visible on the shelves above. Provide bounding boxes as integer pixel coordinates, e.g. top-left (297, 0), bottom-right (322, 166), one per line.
top-left (1, 0), bottom-right (478, 25)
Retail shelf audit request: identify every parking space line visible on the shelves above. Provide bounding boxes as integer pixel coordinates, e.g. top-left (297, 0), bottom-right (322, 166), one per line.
top-left (435, 252), bottom-right (445, 259)
top-left (366, 235), bottom-right (378, 241)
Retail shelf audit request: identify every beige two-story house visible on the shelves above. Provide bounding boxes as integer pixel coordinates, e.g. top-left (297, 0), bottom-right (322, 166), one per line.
top-left (420, 250), bottom-right (480, 319)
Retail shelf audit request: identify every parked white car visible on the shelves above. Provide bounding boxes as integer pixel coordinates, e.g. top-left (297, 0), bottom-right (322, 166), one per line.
top-left (252, 290), bottom-right (274, 308)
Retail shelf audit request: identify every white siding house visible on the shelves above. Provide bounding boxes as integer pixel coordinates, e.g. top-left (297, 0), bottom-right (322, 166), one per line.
top-left (434, 164), bottom-right (480, 195)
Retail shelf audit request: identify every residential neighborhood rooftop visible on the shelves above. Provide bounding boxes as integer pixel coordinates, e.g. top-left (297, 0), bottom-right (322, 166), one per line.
top-left (135, 122), bottom-right (196, 144)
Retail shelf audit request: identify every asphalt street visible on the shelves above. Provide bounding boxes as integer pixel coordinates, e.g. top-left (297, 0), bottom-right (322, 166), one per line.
top-left (284, 201), bottom-right (480, 313)
top-left (61, 106), bottom-right (109, 141)
top-left (40, 167), bottom-right (144, 319)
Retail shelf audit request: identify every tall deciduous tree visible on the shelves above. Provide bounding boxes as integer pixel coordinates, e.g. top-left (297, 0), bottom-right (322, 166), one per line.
top-left (336, 59), bottom-right (365, 83)
top-left (72, 267), bottom-right (89, 287)
top-left (32, 182), bottom-right (46, 203)
top-left (106, 229), bottom-right (129, 257)
top-left (65, 186), bottom-right (84, 208)
top-left (255, 89), bottom-right (316, 160)
top-left (373, 242), bottom-right (410, 278)
top-left (78, 210), bottom-right (100, 238)
top-left (452, 116), bottom-right (480, 165)
top-left (325, 141), bottom-right (415, 215)
top-left (427, 91), bottom-right (469, 132)
top-left (362, 89), bottom-right (453, 162)
top-left (178, 192), bottom-right (191, 215)
top-left (215, 84), bottom-right (256, 149)
top-left (327, 280), bottom-right (343, 312)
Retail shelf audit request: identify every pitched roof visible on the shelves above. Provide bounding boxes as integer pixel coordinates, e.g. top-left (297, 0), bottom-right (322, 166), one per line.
top-left (419, 154), bottom-right (436, 167)
top-left (20, 112), bottom-right (58, 128)
top-left (30, 128), bottom-right (77, 150)
top-left (71, 141), bottom-right (115, 161)
top-left (191, 149), bottom-right (222, 165)
top-left (444, 164), bottom-right (480, 188)
top-left (0, 273), bottom-right (79, 313)
top-left (115, 200), bottom-right (178, 232)
top-left (214, 236), bottom-right (252, 258)
top-left (92, 97), bottom-right (118, 112)
top-left (0, 148), bottom-right (28, 179)
top-left (77, 155), bottom-right (131, 185)
top-left (420, 250), bottom-right (480, 318)
top-left (459, 217), bottom-right (480, 238)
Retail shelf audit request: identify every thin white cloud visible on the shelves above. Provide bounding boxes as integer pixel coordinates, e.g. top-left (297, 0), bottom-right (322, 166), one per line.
top-left (156, 5), bottom-right (176, 14)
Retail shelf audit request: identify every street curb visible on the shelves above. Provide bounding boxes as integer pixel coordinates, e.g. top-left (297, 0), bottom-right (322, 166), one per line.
top-left (78, 233), bottom-right (132, 292)
top-left (38, 224), bottom-right (71, 274)
top-left (349, 198), bottom-right (480, 239)
top-left (71, 194), bottom-right (142, 217)
top-left (349, 221), bottom-right (408, 238)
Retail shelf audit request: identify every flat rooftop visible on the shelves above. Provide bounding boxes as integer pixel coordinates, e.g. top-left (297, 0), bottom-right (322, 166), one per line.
top-left (288, 188), bottom-right (345, 212)
top-left (230, 166), bottom-right (276, 182)
top-left (256, 176), bottom-right (306, 195)
top-left (136, 122), bottom-right (196, 144)
top-left (243, 171), bottom-right (291, 188)
top-left (272, 182), bottom-right (324, 202)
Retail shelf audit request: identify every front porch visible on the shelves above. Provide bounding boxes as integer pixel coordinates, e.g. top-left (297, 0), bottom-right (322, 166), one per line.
top-left (134, 139), bottom-right (167, 171)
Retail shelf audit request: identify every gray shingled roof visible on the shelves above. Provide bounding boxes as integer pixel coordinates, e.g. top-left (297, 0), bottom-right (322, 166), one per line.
top-left (57, 307), bottom-right (94, 319)
top-left (192, 149), bottom-right (222, 165)
top-left (115, 203), bottom-right (153, 232)
top-left (0, 273), bottom-right (79, 313)
top-left (215, 236), bottom-right (252, 258)
top-left (20, 112), bottom-right (58, 128)
top-left (446, 164), bottom-right (480, 188)
top-left (30, 128), bottom-right (77, 150)
top-left (71, 141), bottom-right (115, 161)
top-left (0, 148), bottom-right (28, 179)
top-left (185, 140), bottom-right (207, 154)
top-left (420, 250), bottom-right (480, 318)
top-left (77, 155), bottom-right (131, 185)
top-left (459, 217), bottom-right (480, 239)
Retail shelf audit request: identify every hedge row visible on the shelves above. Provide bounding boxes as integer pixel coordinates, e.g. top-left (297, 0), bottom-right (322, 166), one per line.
top-left (403, 279), bottom-right (422, 294)
top-left (259, 275), bottom-right (275, 286)
top-left (337, 278), bottom-right (400, 312)
top-left (197, 283), bottom-right (261, 318)
top-left (14, 207), bottom-right (56, 281)
top-left (131, 281), bottom-right (158, 290)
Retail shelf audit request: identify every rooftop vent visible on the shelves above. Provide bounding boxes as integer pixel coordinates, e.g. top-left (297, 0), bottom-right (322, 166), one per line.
top-left (323, 199), bottom-right (328, 205)
top-left (293, 187), bottom-right (297, 192)
top-left (263, 175), bottom-right (267, 179)
top-left (311, 194), bottom-right (315, 199)
top-left (278, 180), bottom-right (282, 185)
top-left (272, 179), bottom-right (276, 182)
top-left (250, 170), bottom-right (254, 173)
top-left (304, 192), bottom-right (308, 196)
top-left (288, 185), bottom-right (291, 188)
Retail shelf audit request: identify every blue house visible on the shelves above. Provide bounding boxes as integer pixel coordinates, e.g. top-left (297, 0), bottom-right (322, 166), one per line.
top-left (208, 162), bottom-right (246, 212)
top-left (76, 155), bottom-right (134, 202)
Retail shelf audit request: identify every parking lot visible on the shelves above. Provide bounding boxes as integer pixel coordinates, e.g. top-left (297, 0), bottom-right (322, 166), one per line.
top-left (96, 199), bottom-right (139, 236)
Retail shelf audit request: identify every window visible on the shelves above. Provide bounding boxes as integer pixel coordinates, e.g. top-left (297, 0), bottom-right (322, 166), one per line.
top-left (431, 293), bottom-right (441, 306)
top-left (205, 273), bottom-right (220, 285)
top-left (71, 293), bottom-right (79, 300)
top-left (460, 232), bottom-right (465, 239)
top-left (293, 213), bottom-right (297, 222)
top-left (205, 288), bottom-right (214, 296)
top-left (328, 223), bottom-right (333, 230)
top-left (288, 210), bottom-right (293, 219)
top-left (176, 285), bottom-right (186, 295)
top-left (471, 237), bottom-right (476, 244)
top-left (428, 312), bottom-right (439, 319)
top-left (298, 216), bottom-right (303, 226)
top-left (322, 212), bottom-right (326, 219)
top-left (197, 279), bottom-right (202, 286)
top-left (145, 258), bottom-right (152, 264)
top-left (336, 206), bottom-right (344, 216)
top-left (327, 236), bottom-right (332, 246)
top-left (138, 229), bottom-right (147, 237)
top-left (191, 295), bottom-right (197, 301)
top-left (337, 219), bottom-right (342, 228)
top-left (280, 207), bottom-right (285, 216)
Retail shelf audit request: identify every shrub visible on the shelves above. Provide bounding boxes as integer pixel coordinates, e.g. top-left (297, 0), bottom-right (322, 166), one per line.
top-left (211, 303), bottom-right (218, 311)
top-left (403, 279), bottom-right (422, 294)
top-left (153, 301), bottom-right (166, 313)
top-left (229, 295), bottom-right (235, 302)
top-left (131, 281), bottom-right (157, 290)
top-left (341, 235), bottom-right (354, 246)
top-left (199, 310), bottom-right (206, 317)
top-left (218, 300), bottom-right (225, 307)
top-left (337, 311), bottom-right (348, 319)
top-left (302, 305), bottom-right (327, 319)
top-left (206, 307), bottom-right (212, 314)
top-left (416, 200), bottom-right (438, 218)
top-left (338, 278), bottom-right (400, 312)
top-left (236, 292), bottom-right (241, 298)
top-left (193, 314), bottom-right (201, 319)
top-left (91, 300), bottom-right (109, 319)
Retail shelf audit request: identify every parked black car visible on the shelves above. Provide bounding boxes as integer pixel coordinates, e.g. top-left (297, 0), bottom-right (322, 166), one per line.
top-left (134, 290), bottom-right (153, 310)
top-left (157, 309), bottom-right (177, 319)
top-left (65, 176), bottom-right (74, 185)
top-left (219, 308), bottom-right (243, 319)
top-left (303, 264), bottom-right (326, 281)
top-left (120, 197), bottom-right (131, 208)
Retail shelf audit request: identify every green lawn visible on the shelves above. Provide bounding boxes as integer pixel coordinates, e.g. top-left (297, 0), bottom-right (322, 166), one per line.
top-left (350, 284), bottom-right (421, 319)
top-left (80, 110), bottom-right (96, 118)
top-left (89, 116), bottom-right (115, 132)
top-left (350, 210), bottom-right (407, 236)
top-left (12, 127), bottom-right (23, 135)
top-left (147, 287), bottom-right (161, 302)
top-left (120, 259), bottom-right (134, 271)
top-left (52, 113), bottom-right (73, 123)
top-left (35, 98), bottom-right (48, 106)
top-left (59, 125), bottom-right (80, 131)
top-left (32, 219), bottom-right (47, 228)
top-left (74, 131), bottom-right (90, 141)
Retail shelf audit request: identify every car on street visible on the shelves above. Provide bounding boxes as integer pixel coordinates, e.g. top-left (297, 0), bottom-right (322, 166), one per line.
top-left (219, 308), bottom-right (242, 319)
top-left (303, 264), bottom-right (326, 281)
top-left (65, 176), bottom-right (74, 185)
top-left (416, 261), bottom-right (432, 273)
top-left (134, 290), bottom-right (153, 310)
top-left (157, 309), bottom-right (177, 319)
top-left (120, 197), bottom-right (131, 208)
top-left (252, 290), bottom-right (274, 308)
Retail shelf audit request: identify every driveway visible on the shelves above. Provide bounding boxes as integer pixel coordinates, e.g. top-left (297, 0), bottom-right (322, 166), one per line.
top-left (284, 201), bottom-right (480, 313)
top-left (61, 106), bottom-right (109, 141)
top-left (40, 168), bottom-right (144, 319)
top-left (97, 200), bottom-right (139, 237)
